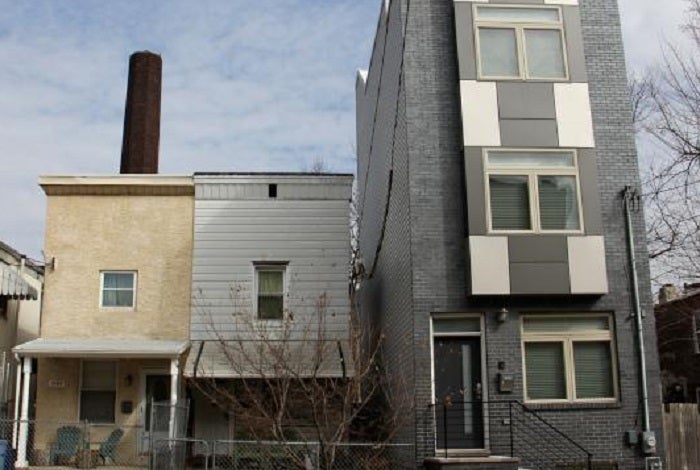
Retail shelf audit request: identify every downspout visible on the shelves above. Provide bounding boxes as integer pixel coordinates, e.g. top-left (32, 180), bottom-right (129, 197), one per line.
top-left (622, 186), bottom-right (656, 454)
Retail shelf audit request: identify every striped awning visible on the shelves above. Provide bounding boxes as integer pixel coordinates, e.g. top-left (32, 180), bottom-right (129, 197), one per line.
top-left (0, 265), bottom-right (38, 300)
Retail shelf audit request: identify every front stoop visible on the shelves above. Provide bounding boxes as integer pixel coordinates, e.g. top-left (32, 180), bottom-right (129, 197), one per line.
top-left (425, 455), bottom-right (520, 470)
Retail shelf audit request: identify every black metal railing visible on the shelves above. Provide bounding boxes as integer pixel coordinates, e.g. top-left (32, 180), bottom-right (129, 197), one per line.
top-left (429, 401), bottom-right (593, 470)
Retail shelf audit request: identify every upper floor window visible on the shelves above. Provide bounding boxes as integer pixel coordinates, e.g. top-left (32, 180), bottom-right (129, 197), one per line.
top-left (100, 271), bottom-right (136, 308)
top-left (474, 5), bottom-right (568, 80)
top-left (485, 150), bottom-right (583, 233)
top-left (255, 265), bottom-right (286, 320)
top-left (522, 315), bottom-right (617, 403)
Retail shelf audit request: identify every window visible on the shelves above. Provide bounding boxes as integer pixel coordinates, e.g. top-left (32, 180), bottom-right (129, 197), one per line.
top-left (474, 5), bottom-right (568, 80)
top-left (80, 361), bottom-right (116, 422)
top-left (522, 315), bottom-right (617, 403)
top-left (255, 266), bottom-right (285, 320)
top-left (0, 297), bottom-right (7, 318)
top-left (485, 150), bottom-right (583, 233)
top-left (100, 271), bottom-right (136, 308)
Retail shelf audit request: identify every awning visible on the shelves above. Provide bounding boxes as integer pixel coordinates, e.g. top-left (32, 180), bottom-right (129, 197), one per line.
top-left (185, 339), bottom-right (352, 379)
top-left (0, 265), bottom-right (38, 300)
top-left (13, 338), bottom-right (189, 358)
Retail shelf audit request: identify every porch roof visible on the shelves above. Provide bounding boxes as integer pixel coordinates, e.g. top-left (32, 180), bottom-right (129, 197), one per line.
top-left (0, 265), bottom-right (38, 300)
top-left (13, 338), bottom-right (189, 358)
top-left (184, 339), bottom-right (351, 379)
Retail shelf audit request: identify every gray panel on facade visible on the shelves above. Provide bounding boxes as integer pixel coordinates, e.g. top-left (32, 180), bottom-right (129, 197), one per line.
top-left (464, 147), bottom-right (486, 235)
top-left (578, 149), bottom-right (603, 235)
top-left (510, 262), bottom-right (570, 295)
top-left (508, 236), bottom-right (568, 263)
top-left (454, 3), bottom-right (477, 80)
top-left (563, 6), bottom-right (588, 83)
top-left (500, 119), bottom-right (558, 147)
top-left (497, 83), bottom-right (555, 120)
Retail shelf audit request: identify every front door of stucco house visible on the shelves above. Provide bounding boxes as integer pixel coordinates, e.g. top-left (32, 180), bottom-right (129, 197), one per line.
top-left (139, 371), bottom-right (171, 453)
top-left (432, 316), bottom-right (485, 451)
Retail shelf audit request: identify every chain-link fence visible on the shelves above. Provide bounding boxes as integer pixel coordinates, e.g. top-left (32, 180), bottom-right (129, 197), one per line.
top-left (0, 418), bottom-right (413, 469)
top-left (0, 418), bottom-right (148, 467)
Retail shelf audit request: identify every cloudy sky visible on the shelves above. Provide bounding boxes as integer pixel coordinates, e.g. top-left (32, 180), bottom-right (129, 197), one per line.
top-left (0, 0), bottom-right (689, 260)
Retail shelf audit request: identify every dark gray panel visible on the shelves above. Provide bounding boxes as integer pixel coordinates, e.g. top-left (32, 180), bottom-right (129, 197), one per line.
top-left (508, 236), bottom-right (568, 263)
top-left (578, 149), bottom-right (603, 235)
top-left (464, 147), bottom-right (486, 235)
top-left (497, 83), bottom-right (555, 119)
top-left (510, 262), bottom-right (570, 294)
top-left (454, 3), bottom-right (477, 80)
top-left (563, 6), bottom-right (588, 83)
top-left (500, 119), bottom-right (558, 147)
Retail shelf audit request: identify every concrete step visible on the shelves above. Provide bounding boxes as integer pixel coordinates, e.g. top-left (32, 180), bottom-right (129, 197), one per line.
top-left (425, 455), bottom-right (520, 470)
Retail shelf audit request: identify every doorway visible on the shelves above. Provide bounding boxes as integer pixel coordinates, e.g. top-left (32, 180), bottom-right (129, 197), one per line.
top-left (432, 317), bottom-right (485, 451)
top-left (139, 371), bottom-right (170, 452)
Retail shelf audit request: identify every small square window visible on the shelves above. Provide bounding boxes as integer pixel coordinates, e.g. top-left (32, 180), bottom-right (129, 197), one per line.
top-left (255, 266), bottom-right (285, 320)
top-left (474, 5), bottom-right (568, 81)
top-left (100, 271), bottom-right (136, 308)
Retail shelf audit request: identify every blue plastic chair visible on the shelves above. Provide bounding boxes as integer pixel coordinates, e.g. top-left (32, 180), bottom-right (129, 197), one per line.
top-left (49, 425), bottom-right (82, 465)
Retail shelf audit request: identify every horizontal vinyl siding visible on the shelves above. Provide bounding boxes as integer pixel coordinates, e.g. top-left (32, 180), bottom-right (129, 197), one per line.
top-left (191, 191), bottom-right (351, 342)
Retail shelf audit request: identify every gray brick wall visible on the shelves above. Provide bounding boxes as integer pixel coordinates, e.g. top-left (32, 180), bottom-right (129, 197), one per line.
top-left (356, 0), bottom-right (663, 468)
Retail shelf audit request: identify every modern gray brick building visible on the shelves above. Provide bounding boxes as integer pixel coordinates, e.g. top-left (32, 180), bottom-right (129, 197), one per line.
top-left (355, 0), bottom-right (663, 468)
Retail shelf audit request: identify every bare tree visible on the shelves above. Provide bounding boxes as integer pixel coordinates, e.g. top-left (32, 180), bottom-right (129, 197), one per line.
top-left (630, 0), bottom-right (700, 286)
top-left (188, 283), bottom-right (411, 469)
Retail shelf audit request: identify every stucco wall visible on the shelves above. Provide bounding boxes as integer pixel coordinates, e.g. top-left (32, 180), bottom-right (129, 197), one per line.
top-left (41, 194), bottom-right (193, 340)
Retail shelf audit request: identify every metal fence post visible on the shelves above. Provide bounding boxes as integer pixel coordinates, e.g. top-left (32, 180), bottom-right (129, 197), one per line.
top-left (443, 404), bottom-right (448, 458)
top-left (508, 401), bottom-right (514, 457)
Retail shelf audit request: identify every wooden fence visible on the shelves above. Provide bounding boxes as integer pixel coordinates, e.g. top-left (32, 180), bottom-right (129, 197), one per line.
top-left (663, 403), bottom-right (700, 470)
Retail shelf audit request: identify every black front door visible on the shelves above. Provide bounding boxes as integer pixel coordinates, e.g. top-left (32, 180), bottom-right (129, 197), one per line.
top-left (434, 337), bottom-right (484, 450)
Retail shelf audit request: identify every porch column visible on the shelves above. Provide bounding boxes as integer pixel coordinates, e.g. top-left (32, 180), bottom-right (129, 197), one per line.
top-left (12, 357), bottom-right (22, 448)
top-left (169, 358), bottom-right (179, 439)
top-left (16, 356), bottom-right (31, 467)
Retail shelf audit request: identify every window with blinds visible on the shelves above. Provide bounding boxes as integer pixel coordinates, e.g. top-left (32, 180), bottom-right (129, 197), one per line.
top-left (80, 361), bottom-right (116, 423)
top-left (256, 266), bottom-right (286, 320)
top-left (474, 5), bottom-right (568, 80)
top-left (522, 315), bottom-right (617, 403)
top-left (485, 150), bottom-right (583, 233)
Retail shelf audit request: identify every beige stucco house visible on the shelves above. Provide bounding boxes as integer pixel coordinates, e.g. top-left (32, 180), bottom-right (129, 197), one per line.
top-left (13, 175), bottom-right (193, 467)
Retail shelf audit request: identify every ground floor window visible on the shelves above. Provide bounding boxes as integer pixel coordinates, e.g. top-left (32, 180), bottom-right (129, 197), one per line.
top-left (522, 315), bottom-right (617, 403)
top-left (80, 361), bottom-right (116, 422)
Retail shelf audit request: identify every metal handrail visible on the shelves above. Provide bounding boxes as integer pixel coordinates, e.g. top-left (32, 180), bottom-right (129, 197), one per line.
top-left (428, 400), bottom-right (593, 470)
top-left (517, 401), bottom-right (593, 462)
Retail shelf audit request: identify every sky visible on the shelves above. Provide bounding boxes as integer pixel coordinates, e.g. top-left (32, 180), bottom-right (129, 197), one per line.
top-left (0, 0), bottom-right (690, 261)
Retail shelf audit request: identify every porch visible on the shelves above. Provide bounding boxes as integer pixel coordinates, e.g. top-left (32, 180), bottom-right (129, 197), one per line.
top-left (11, 339), bottom-right (189, 468)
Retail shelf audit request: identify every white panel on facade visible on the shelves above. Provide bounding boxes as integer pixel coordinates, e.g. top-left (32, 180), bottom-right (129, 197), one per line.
top-left (554, 83), bottom-right (595, 148)
top-left (568, 236), bottom-right (608, 294)
top-left (544, 0), bottom-right (578, 5)
top-left (460, 81), bottom-right (501, 147)
top-left (469, 236), bottom-right (510, 295)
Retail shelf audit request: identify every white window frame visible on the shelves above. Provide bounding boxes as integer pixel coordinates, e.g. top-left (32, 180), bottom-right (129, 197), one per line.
top-left (79, 360), bottom-right (118, 423)
top-left (521, 314), bottom-right (619, 404)
top-left (253, 264), bottom-right (287, 321)
top-left (99, 270), bottom-right (137, 310)
top-left (483, 148), bottom-right (584, 234)
top-left (473, 4), bottom-right (569, 81)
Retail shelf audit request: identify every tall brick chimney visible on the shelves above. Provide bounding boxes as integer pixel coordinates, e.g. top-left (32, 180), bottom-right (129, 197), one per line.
top-left (120, 51), bottom-right (162, 174)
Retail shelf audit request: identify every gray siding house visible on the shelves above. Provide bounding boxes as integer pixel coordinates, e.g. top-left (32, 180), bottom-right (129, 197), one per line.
top-left (186, 173), bottom-right (353, 442)
top-left (356, 0), bottom-right (663, 468)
